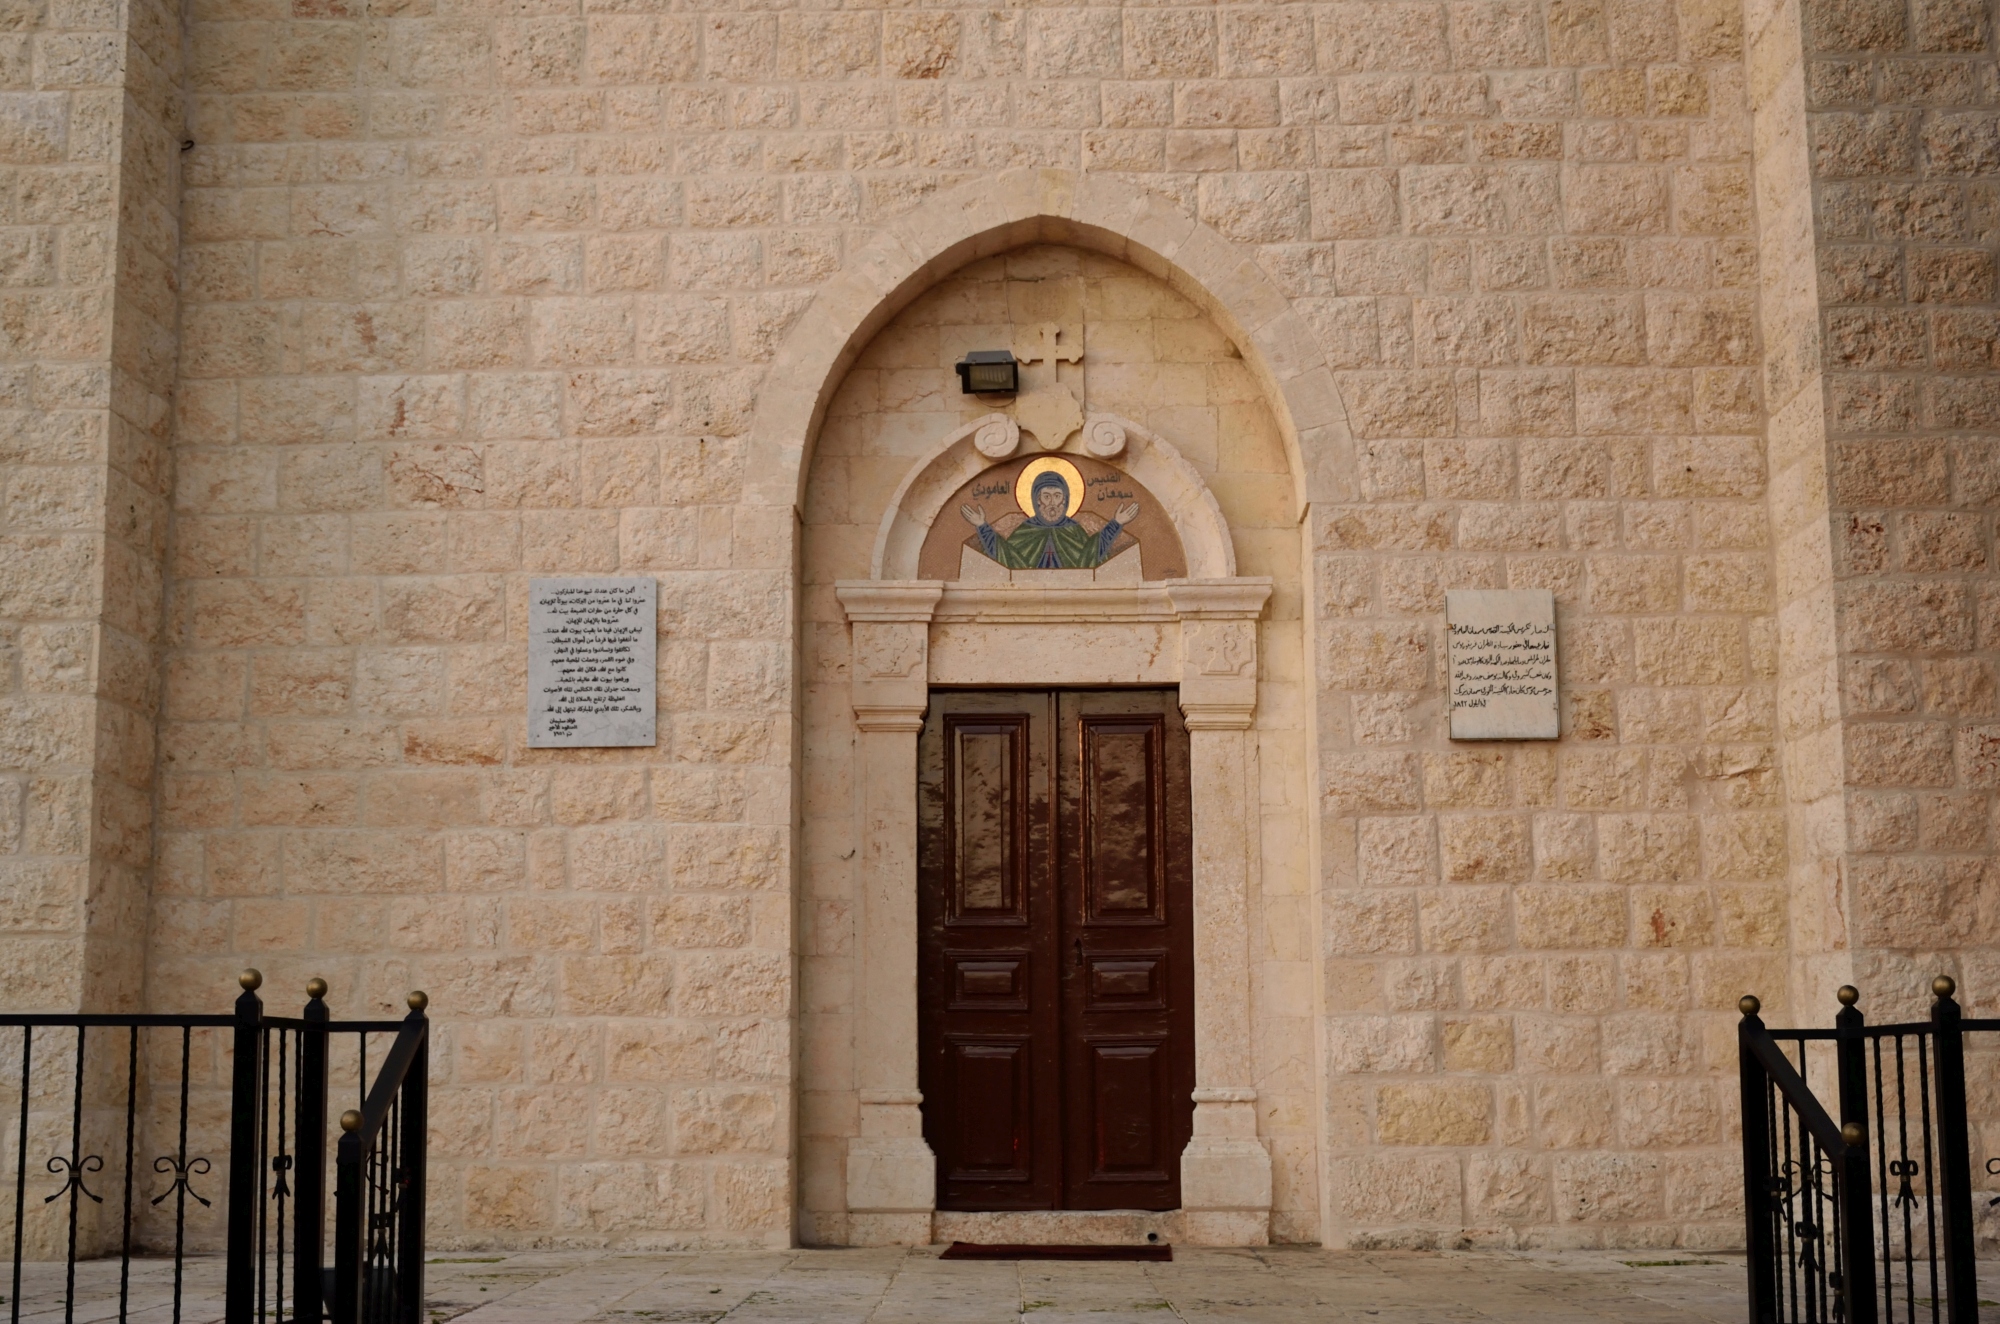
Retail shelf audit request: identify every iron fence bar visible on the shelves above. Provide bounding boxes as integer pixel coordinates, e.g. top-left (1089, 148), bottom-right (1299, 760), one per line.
top-left (294, 983), bottom-right (330, 1324)
top-left (333, 1107), bottom-right (361, 1324)
top-left (259, 1025), bottom-right (271, 1324)
top-left (394, 997), bottom-right (428, 1324)
top-left (62, 1026), bottom-right (87, 1324)
top-left (1746, 1029), bottom-right (1849, 1152)
top-left (0, 1016), bottom-right (234, 1028)
top-left (12, 1025), bottom-right (29, 1324)
top-left (1869, 1036), bottom-right (1892, 1324)
top-left (1912, 1040), bottom-right (1928, 1324)
top-left (1835, 989), bottom-right (1880, 1324)
top-left (349, 1024), bottom-right (426, 1148)
top-left (262, 1021), bottom-right (405, 1034)
top-left (1928, 979), bottom-right (1977, 1324)
top-left (171, 1023), bottom-right (192, 1324)
top-left (1742, 997), bottom-right (1782, 1324)
top-left (228, 971), bottom-right (266, 1324)
top-left (119, 1026), bottom-right (137, 1324)
top-left (1792, 1080), bottom-right (1808, 1324)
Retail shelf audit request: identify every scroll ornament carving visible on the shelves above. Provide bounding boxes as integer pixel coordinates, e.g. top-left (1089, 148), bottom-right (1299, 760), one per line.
top-left (1083, 416), bottom-right (1127, 458)
top-left (972, 416), bottom-right (1020, 459)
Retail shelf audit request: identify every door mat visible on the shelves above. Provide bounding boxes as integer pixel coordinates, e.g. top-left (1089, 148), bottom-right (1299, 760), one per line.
top-left (939, 1242), bottom-right (1172, 1261)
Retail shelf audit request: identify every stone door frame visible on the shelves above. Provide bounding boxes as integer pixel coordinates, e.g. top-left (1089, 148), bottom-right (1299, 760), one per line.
top-left (831, 405), bottom-right (1278, 1247)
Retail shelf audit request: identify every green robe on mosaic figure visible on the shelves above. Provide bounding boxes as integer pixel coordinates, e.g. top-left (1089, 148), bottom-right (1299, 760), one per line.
top-left (963, 471), bottom-right (1139, 571)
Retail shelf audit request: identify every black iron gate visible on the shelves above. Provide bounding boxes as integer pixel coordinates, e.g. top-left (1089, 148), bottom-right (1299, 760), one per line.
top-left (1740, 977), bottom-right (1991, 1324)
top-left (2, 971), bottom-right (428, 1324)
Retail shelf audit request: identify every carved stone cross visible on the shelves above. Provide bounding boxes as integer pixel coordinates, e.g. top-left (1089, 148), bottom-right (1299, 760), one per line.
top-left (1013, 322), bottom-right (1081, 367)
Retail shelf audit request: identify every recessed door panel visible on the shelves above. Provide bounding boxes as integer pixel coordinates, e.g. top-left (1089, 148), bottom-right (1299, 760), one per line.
top-left (1086, 1038), bottom-right (1170, 1181)
top-left (920, 689), bottom-right (1192, 1213)
top-left (947, 716), bottom-right (1029, 924)
top-left (945, 1037), bottom-right (1034, 1181)
top-left (1079, 720), bottom-right (1163, 921)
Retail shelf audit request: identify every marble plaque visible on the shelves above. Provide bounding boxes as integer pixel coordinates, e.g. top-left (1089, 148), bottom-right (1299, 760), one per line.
top-left (1446, 589), bottom-right (1558, 740)
top-left (528, 577), bottom-right (657, 748)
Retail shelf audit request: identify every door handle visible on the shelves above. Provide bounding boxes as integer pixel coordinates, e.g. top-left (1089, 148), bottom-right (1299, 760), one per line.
top-left (1073, 937), bottom-right (1083, 968)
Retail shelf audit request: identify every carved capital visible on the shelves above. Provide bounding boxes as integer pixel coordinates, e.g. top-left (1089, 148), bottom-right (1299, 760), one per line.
top-left (1164, 577), bottom-right (1273, 619)
top-left (1181, 703), bottom-right (1257, 731)
top-left (835, 580), bottom-right (943, 623)
top-left (853, 705), bottom-right (927, 732)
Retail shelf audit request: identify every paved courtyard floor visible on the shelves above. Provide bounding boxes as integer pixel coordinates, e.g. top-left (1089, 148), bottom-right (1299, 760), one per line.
top-left (9, 1245), bottom-right (1766, 1322)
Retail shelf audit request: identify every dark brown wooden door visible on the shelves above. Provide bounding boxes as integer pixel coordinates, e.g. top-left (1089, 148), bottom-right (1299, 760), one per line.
top-left (917, 689), bottom-right (1194, 1212)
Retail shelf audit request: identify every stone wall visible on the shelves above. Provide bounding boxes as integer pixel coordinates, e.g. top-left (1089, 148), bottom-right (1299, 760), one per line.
top-left (0, 0), bottom-right (1993, 1253)
top-left (1299, 0), bottom-right (1780, 1247)
top-left (0, 0), bottom-right (180, 1020)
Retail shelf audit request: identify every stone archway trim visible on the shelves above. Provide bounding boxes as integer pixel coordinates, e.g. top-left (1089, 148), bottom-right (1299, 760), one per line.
top-left (745, 169), bottom-right (1358, 522)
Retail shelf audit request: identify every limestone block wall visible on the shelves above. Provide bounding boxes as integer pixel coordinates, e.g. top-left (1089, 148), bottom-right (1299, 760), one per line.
top-left (1301, 0), bottom-right (1779, 1248)
top-left (0, 0), bottom-right (1993, 1255)
top-left (57, 0), bottom-right (1781, 1250)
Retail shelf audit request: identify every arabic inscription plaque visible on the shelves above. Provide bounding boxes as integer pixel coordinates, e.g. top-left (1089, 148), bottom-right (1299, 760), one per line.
top-left (528, 577), bottom-right (657, 748)
top-left (1446, 589), bottom-right (1558, 740)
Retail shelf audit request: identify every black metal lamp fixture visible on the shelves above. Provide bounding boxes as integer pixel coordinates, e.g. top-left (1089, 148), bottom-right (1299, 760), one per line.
top-left (955, 350), bottom-right (1018, 394)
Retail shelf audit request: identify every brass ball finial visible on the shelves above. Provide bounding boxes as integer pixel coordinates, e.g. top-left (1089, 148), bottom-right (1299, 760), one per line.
top-left (1739, 995), bottom-right (1761, 1017)
top-left (306, 977), bottom-right (328, 1000)
top-left (407, 990), bottom-right (429, 1013)
top-left (339, 1110), bottom-right (362, 1133)
top-left (1841, 1121), bottom-right (1866, 1147)
top-left (1935, 974), bottom-right (1957, 998)
top-left (1837, 985), bottom-right (1859, 1006)
top-left (239, 969), bottom-right (263, 991)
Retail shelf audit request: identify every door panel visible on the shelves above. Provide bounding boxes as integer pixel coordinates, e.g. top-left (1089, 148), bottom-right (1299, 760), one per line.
top-left (1058, 690), bottom-right (1193, 1210)
top-left (919, 689), bottom-right (1193, 1212)
top-left (920, 693), bottom-right (1059, 1210)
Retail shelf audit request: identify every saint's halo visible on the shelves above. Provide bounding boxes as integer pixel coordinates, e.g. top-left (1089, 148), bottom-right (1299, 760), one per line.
top-left (1013, 455), bottom-right (1085, 517)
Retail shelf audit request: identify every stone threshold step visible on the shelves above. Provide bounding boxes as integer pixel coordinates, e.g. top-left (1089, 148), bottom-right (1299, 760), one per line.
top-left (933, 1210), bottom-right (1183, 1247)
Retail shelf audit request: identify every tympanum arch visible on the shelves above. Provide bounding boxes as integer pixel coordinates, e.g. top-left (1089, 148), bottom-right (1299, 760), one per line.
top-left (744, 168), bottom-right (1356, 522)
top-left (871, 412), bottom-right (1235, 583)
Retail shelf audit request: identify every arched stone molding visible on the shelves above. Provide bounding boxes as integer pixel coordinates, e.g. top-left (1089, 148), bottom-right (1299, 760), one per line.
top-left (746, 168), bottom-right (1356, 522)
top-left (871, 412), bottom-right (1236, 582)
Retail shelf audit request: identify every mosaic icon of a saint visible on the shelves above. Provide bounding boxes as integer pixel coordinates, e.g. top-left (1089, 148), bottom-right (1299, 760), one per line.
top-left (959, 456), bottom-right (1140, 570)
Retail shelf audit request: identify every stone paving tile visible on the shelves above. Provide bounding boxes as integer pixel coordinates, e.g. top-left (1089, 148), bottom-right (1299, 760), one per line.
top-left (0, 1246), bottom-right (1782, 1322)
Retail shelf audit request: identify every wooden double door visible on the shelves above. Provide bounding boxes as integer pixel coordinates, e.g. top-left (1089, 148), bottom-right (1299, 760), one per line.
top-left (916, 689), bottom-right (1196, 1211)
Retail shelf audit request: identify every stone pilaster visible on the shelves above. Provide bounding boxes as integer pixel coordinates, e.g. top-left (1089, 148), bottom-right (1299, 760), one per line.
top-left (0, 0), bottom-right (179, 1026)
top-left (835, 581), bottom-right (942, 1246)
top-left (1751, 0), bottom-right (2000, 1017)
top-left (1169, 580), bottom-right (1273, 1246)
